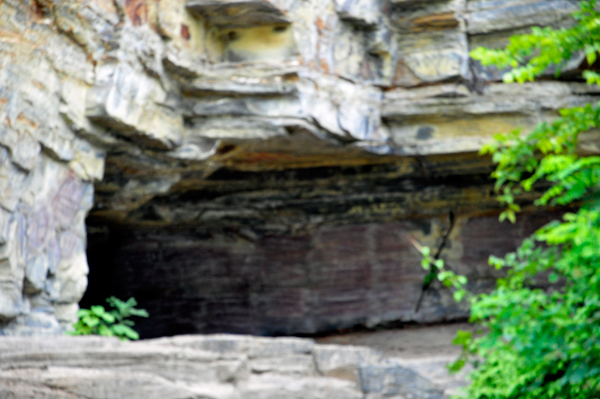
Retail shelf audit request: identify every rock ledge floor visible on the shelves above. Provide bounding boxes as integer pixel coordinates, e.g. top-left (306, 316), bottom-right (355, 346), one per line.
top-left (0, 332), bottom-right (455, 399)
top-left (317, 322), bottom-right (474, 398)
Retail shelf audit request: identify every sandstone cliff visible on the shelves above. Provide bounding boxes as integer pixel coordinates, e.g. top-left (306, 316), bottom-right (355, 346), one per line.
top-left (0, 0), bottom-right (597, 336)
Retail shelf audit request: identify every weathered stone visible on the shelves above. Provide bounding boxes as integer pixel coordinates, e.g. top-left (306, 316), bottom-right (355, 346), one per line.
top-left (397, 30), bottom-right (469, 85)
top-left (314, 345), bottom-right (383, 384)
top-left (248, 337), bottom-right (315, 358)
top-left (0, 335), bottom-right (443, 399)
top-left (1, 0), bottom-right (597, 338)
top-left (44, 35), bottom-right (96, 86)
top-left (335, 0), bottom-right (384, 28)
top-left (0, 279), bottom-right (23, 321)
top-left (179, 65), bottom-right (300, 95)
top-left (166, 137), bottom-right (220, 161)
top-left (155, 333), bottom-right (254, 355)
top-left (52, 0), bottom-right (120, 61)
top-left (59, 78), bottom-right (117, 148)
top-left (465, 0), bottom-right (579, 34)
top-left (224, 24), bottom-right (299, 63)
top-left (24, 254), bottom-right (50, 294)
top-left (359, 360), bottom-right (444, 399)
top-left (249, 355), bottom-right (315, 375)
top-left (187, 117), bottom-right (289, 140)
top-left (185, 95), bottom-right (304, 119)
top-left (186, 0), bottom-right (290, 28)
top-left (69, 139), bottom-right (106, 182)
top-left (0, 148), bottom-right (28, 212)
top-left (316, 323), bottom-right (475, 398)
top-left (391, 0), bottom-right (461, 33)
top-left (382, 81), bottom-right (598, 155)
top-left (54, 303), bottom-right (79, 326)
top-left (240, 375), bottom-right (363, 399)
top-left (0, 125), bottom-right (41, 172)
top-left (0, 314), bottom-right (61, 337)
top-left (0, 208), bottom-right (11, 246)
top-left (4, 59), bottom-right (76, 163)
top-left (86, 63), bottom-right (184, 150)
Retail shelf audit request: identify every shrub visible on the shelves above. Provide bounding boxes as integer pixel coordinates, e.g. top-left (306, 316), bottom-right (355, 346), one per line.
top-left (419, 1), bottom-right (600, 397)
top-left (68, 296), bottom-right (149, 341)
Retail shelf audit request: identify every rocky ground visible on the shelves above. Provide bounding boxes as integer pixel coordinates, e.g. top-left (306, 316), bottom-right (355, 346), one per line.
top-left (0, 334), bottom-right (446, 399)
top-left (317, 322), bottom-right (475, 398)
top-left (0, 323), bottom-right (483, 398)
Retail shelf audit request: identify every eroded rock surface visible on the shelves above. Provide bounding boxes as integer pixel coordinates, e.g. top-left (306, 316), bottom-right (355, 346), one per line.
top-left (318, 323), bottom-right (475, 398)
top-left (0, 0), bottom-right (597, 335)
top-left (0, 335), bottom-right (444, 399)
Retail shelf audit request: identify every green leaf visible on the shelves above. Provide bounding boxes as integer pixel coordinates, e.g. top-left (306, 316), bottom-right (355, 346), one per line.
top-left (82, 315), bottom-right (99, 328)
top-left (448, 358), bottom-right (465, 373)
top-left (503, 73), bottom-right (515, 83)
top-left (91, 306), bottom-right (106, 317)
top-left (69, 321), bottom-right (92, 336)
top-left (507, 210), bottom-right (517, 224)
top-left (454, 289), bottom-right (466, 302)
top-left (421, 246), bottom-right (431, 257)
top-left (421, 259), bottom-right (431, 270)
top-left (98, 324), bottom-right (114, 337)
top-left (128, 309), bottom-right (149, 318)
top-left (586, 46), bottom-right (597, 65)
top-left (100, 312), bottom-right (116, 323)
top-left (112, 324), bottom-right (140, 340)
top-left (453, 330), bottom-right (473, 346)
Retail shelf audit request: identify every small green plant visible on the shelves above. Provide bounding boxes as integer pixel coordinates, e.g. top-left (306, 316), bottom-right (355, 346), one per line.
top-left (68, 297), bottom-right (149, 341)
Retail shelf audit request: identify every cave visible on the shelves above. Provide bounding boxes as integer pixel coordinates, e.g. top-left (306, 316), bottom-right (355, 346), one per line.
top-left (81, 150), bottom-right (560, 338)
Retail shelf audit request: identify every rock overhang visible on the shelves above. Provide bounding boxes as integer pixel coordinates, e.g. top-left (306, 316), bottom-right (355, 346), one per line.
top-left (0, 0), bottom-right (598, 336)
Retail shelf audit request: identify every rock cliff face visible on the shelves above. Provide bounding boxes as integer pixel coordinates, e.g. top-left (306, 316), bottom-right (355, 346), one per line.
top-left (0, 0), bottom-right (597, 336)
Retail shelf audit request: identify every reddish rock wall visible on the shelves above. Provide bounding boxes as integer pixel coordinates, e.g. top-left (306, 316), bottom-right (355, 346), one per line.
top-left (85, 211), bottom-right (558, 337)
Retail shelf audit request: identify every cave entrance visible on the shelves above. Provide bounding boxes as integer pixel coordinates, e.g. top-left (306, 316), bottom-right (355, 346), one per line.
top-left (81, 158), bottom-right (556, 339)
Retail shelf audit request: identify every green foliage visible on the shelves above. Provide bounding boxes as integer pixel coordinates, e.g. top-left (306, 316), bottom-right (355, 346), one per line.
top-left (470, 0), bottom-right (600, 84)
top-left (67, 297), bottom-right (149, 341)
top-left (417, 242), bottom-right (469, 303)
top-left (417, 1), bottom-right (600, 398)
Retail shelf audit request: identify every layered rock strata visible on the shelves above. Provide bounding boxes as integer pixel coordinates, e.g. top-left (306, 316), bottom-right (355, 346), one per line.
top-left (0, 335), bottom-right (444, 399)
top-left (0, 0), bottom-right (597, 335)
top-left (87, 209), bottom-right (561, 337)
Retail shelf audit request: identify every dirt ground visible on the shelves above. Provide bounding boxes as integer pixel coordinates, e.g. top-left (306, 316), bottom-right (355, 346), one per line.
top-left (316, 322), bottom-right (475, 398)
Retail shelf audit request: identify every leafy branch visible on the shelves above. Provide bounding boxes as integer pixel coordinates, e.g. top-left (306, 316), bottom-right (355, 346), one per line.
top-left (67, 297), bottom-right (149, 341)
top-left (470, 0), bottom-right (600, 84)
top-left (436, 1), bottom-right (600, 398)
top-left (408, 235), bottom-right (469, 305)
